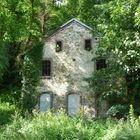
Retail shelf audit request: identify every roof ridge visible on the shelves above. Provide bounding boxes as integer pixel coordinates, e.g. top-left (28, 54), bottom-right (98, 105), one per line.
top-left (46, 18), bottom-right (92, 40)
top-left (60, 18), bottom-right (92, 30)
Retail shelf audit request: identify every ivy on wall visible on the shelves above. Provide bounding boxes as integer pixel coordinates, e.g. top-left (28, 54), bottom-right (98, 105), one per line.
top-left (21, 42), bottom-right (43, 114)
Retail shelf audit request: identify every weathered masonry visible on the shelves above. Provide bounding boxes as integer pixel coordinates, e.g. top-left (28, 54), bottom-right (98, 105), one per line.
top-left (39, 19), bottom-right (106, 118)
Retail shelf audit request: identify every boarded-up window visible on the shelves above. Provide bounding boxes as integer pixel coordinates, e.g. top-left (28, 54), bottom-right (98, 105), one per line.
top-left (68, 94), bottom-right (80, 116)
top-left (42, 60), bottom-right (52, 77)
top-left (39, 93), bottom-right (52, 112)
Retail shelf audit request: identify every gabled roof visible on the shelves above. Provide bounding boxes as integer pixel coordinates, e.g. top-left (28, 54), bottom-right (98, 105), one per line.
top-left (47, 18), bottom-right (92, 40)
top-left (61, 18), bottom-right (92, 30)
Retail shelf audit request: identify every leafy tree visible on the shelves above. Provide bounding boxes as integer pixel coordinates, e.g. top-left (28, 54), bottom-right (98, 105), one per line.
top-left (21, 42), bottom-right (42, 114)
top-left (0, 0), bottom-right (53, 113)
top-left (0, 42), bottom-right (8, 81)
top-left (89, 0), bottom-right (140, 117)
top-left (1, 0), bottom-right (139, 116)
top-left (46, 0), bottom-right (82, 35)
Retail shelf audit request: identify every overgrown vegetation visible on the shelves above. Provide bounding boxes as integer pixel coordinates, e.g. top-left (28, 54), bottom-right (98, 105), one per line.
top-left (0, 105), bottom-right (140, 140)
top-left (0, 0), bottom-right (139, 117)
top-left (0, 0), bottom-right (53, 113)
top-left (0, 101), bottom-right (19, 125)
top-left (21, 42), bottom-right (42, 114)
top-left (0, 109), bottom-right (117, 140)
top-left (102, 105), bottom-right (140, 140)
top-left (87, 0), bottom-right (140, 117)
top-left (0, 0), bottom-right (140, 139)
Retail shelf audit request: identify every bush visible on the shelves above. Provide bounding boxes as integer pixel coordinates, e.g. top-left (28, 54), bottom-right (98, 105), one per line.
top-left (107, 104), bottom-right (129, 118)
top-left (21, 42), bottom-right (42, 114)
top-left (2, 106), bottom-right (140, 140)
top-left (0, 102), bottom-right (18, 125)
top-left (0, 86), bottom-right (21, 105)
top-left (103, 105), bottom-right (140, 140)
top-left (0, 110), bottom-right (117, 140)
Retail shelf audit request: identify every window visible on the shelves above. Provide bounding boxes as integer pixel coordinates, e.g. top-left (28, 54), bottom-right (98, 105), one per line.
top-left (96, 59), bottom-right (107, 70)
top-left (85, 39), bottom-right (92, 51)
top-left (39, 93), bottom-right (52, 112)
top-left (42, 60), bottom-right (52, 77)
top-left (67, 94), bottom-right (80, 116)
top-left (56, 41), bottom-right (62, 52)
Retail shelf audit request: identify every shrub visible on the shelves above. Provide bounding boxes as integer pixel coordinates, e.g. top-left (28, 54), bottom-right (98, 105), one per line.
top-left (0, 86), bottom-right (21, 106)
top-left (103, 105), bottom-right (140, 140)
top-left (0, 110), bottom-right (117, 140)
top-left (107, 104), bottom-right (129, 118)
top-left (1, 106), bottom-right (140, 140)
top-left (21, 42), bottom-right (42, 114)
top-left (0, 102), bottom-right (18, 125)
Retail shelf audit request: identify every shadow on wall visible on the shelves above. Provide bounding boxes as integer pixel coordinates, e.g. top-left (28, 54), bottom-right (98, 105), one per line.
top-left (40, 40), bottom-right (96, 118)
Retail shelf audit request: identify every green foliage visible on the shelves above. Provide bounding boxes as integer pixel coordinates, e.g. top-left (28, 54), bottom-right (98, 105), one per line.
top-left (1, 106), bottom-right (140, 140)
top-left (46, 0), bottom-right (100, 35)
top-left (48, 0), bottom-right (139, 119)
top-left (0, 0), bottom-right (48, 42)
top-left (89, 67), bottom-right (125, 100)
top-left (0, 110), bottom-right (117, 140)
top-left (103, 105), bottom-right (140, 140)
top-left (0, 86), bottom-right (21, 105)
top-left (88, 65), bottom-right (129, 118)
top-left (21, 42), bottom-right (42, 114)
top-left (0, 0), bottom-right (139, 119)
top-left (96, 0), bottom-right (140, 73)
top-left (107, 104), bottom-right (129, 118)
top-left (0, 102), bottom-right (18, 125)
top-left (0, 0), bottom-right (53, 111)
top-left (0, 42), bottom-right (9, 80)
top-left (88, 0), bottom-right (140, 117)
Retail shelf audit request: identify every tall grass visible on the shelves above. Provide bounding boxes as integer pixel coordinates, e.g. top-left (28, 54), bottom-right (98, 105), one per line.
top-left (0, 110), bottom-right (116, 140)
top-left (103, 105), bottom-right (140, 140)
top-left (0, 105), bottom-right (140, 140)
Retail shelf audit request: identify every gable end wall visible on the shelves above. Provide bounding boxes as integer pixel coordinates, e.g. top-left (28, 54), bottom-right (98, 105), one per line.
top-left (41, 21), bottom-right (99, 118)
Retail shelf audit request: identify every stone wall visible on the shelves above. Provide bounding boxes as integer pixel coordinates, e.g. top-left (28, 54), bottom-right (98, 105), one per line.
top-left (40, 21), bottom-right (99, 118)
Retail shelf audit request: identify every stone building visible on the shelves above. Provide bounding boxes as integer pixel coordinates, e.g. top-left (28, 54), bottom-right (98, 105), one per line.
top-left (39, 19), bottom-right (106, 118)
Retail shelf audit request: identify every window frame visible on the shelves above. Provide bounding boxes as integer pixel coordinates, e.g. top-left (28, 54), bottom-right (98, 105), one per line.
top-left (56, 40), bottom-right (63, 52)
top-left (84, 39), bottom-right (92, 51)
top-left (39, 92), bottom-right (53, 112)
top-left (42, 58), bottom-right (53, 79)
top-left (66, 93), bottom-right (81, 116)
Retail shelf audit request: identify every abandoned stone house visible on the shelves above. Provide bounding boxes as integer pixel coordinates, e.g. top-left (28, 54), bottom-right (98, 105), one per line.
top-left (39, 18), bottom-right (107, 118)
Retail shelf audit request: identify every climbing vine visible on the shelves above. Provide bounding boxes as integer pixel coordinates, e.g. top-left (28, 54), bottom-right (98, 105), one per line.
top-left (21, 42), bottom-right (43, 114)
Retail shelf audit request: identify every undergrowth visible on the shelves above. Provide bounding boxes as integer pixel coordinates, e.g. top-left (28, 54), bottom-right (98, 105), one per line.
top-left (0, 105), bottom-right (140, 140)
